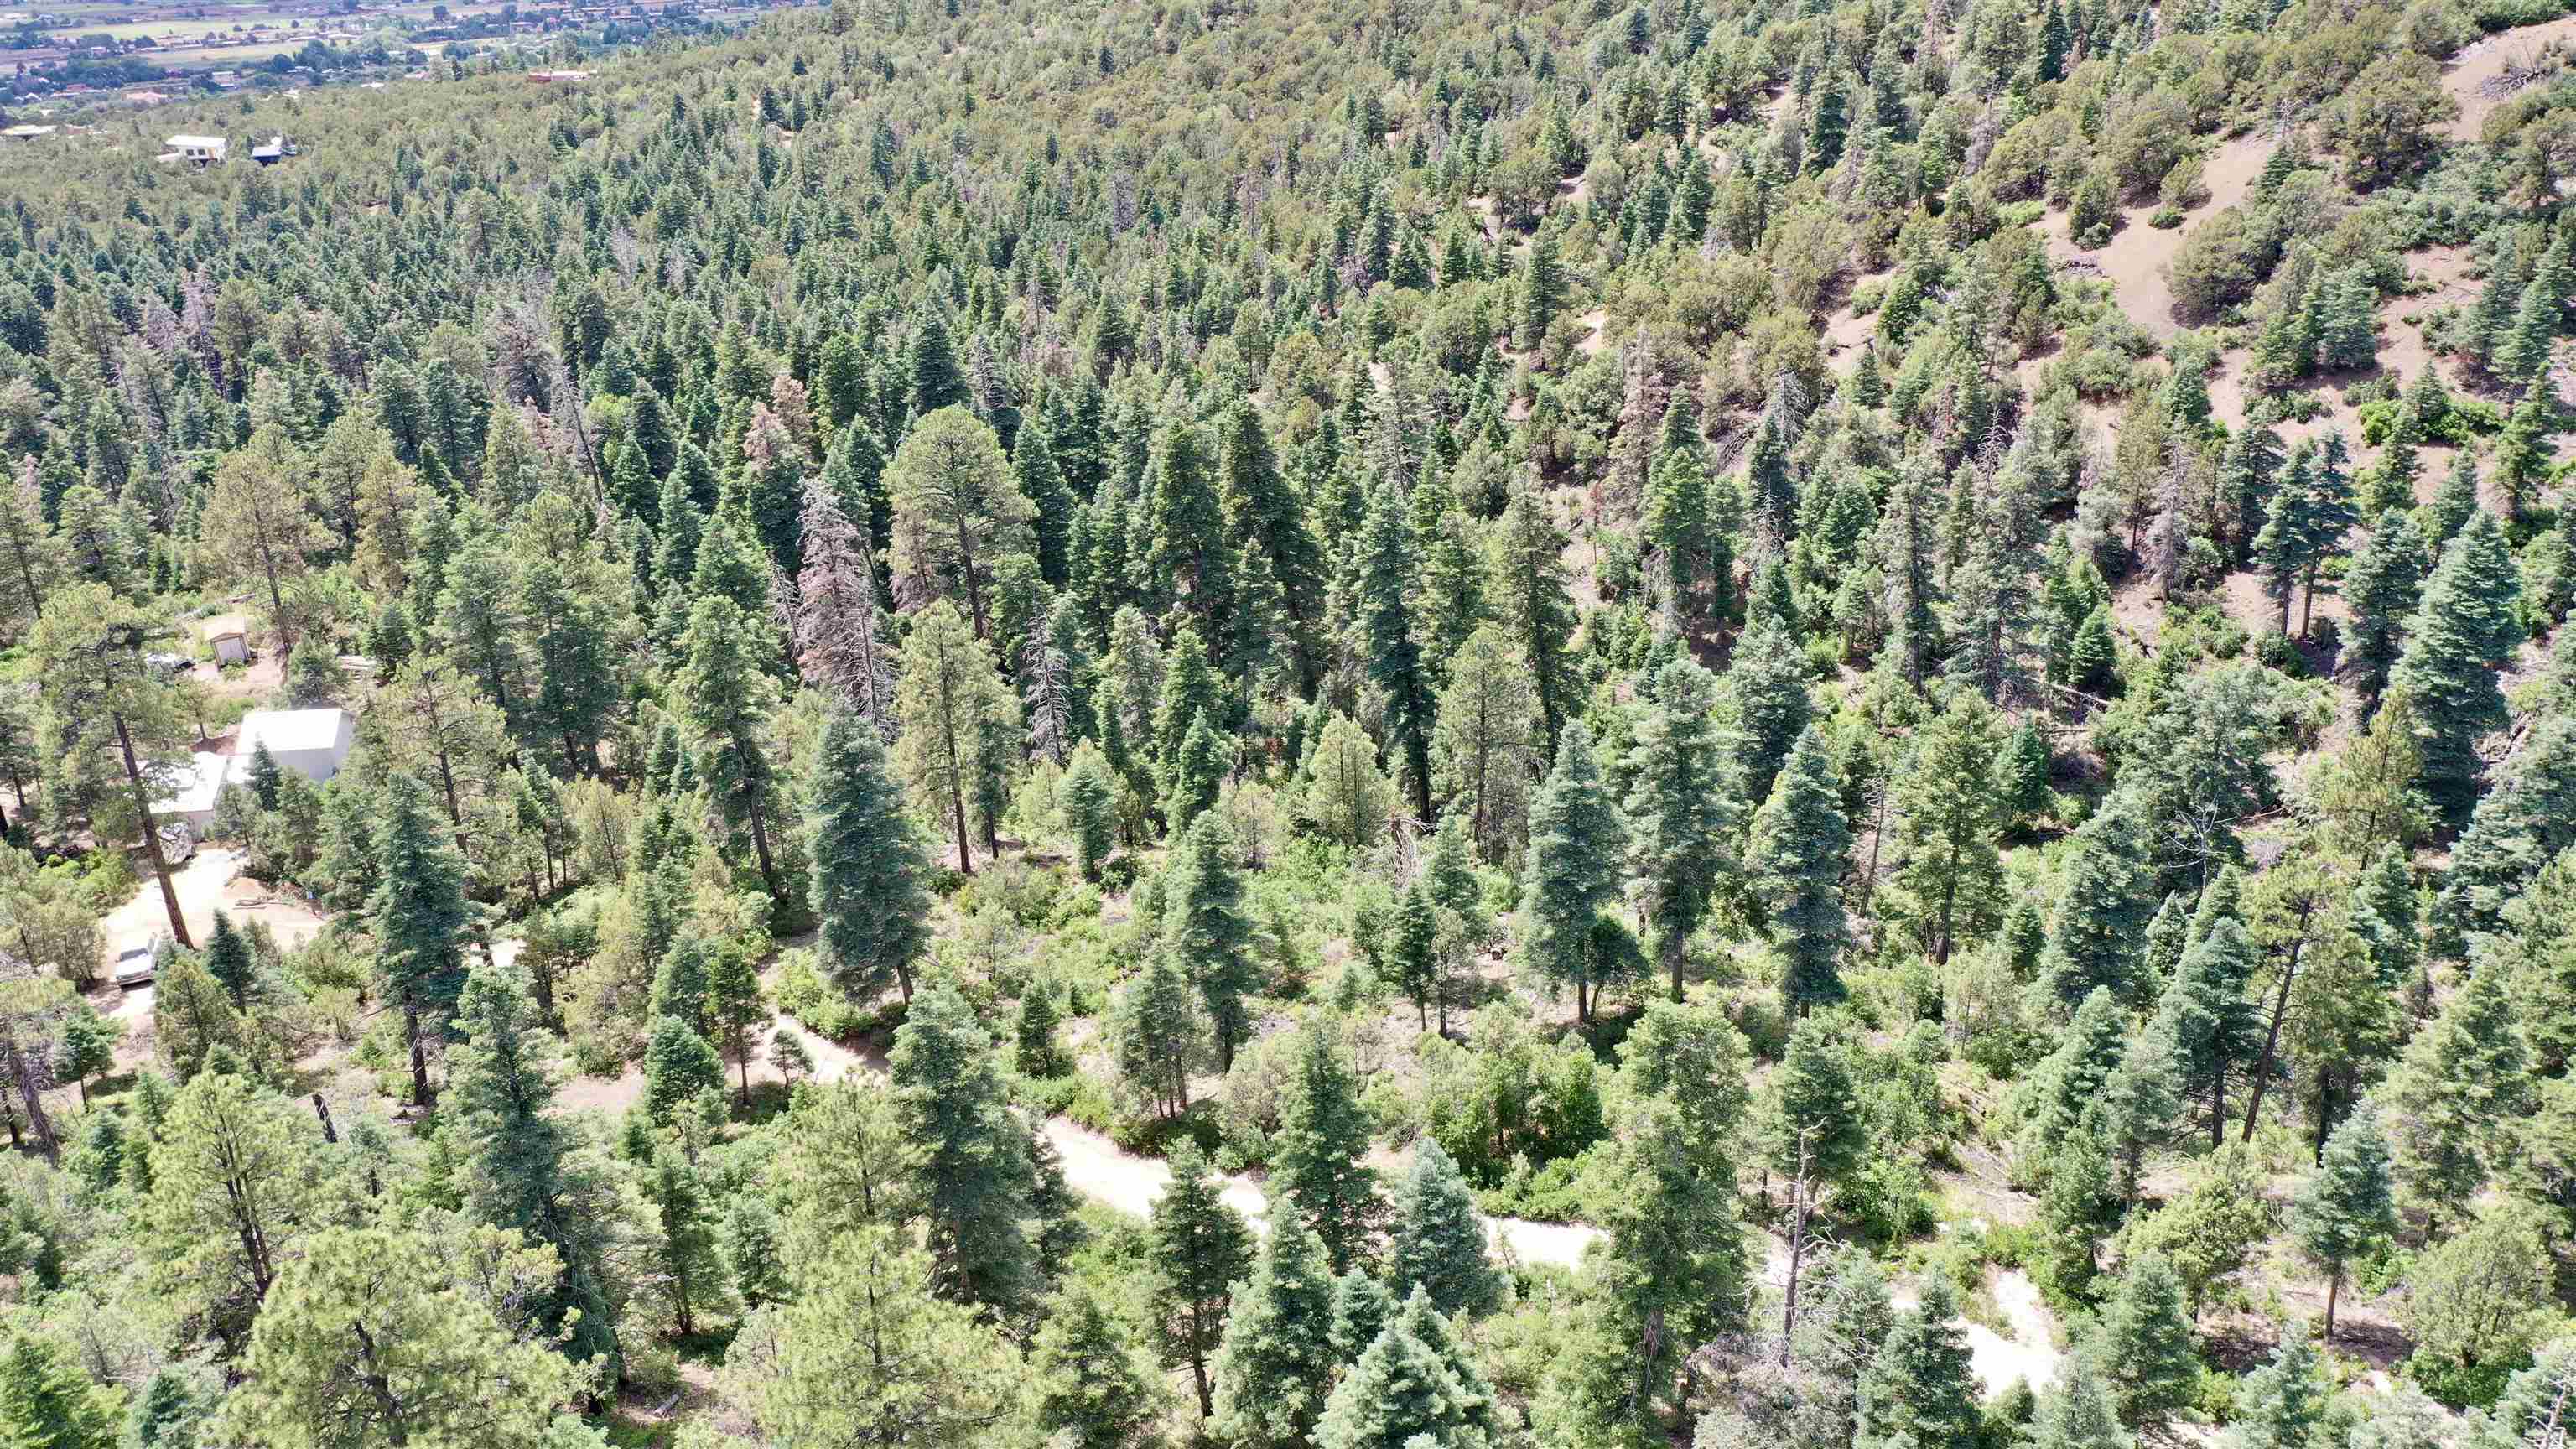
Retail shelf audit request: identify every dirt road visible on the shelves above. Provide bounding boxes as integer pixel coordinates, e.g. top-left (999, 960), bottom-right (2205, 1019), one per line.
top-left (1038, 1118), bottom-right (1603, 1270)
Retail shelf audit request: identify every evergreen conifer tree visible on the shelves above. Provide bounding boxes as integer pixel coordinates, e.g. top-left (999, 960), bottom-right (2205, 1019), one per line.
top-left (2150, 915), bottom-right (2262, 1149)
top-left (2382, 956), bottom-right (2531, 1233)
top-left (2040, 794), bottom-right (2158, 1010)
top-left (1210, 1207), bottom-right (1339, 1448)
top-left (1385, 1139), bottom-right (1504, 1318)
top-left (2032, 1352), bottom-right (2131, 1449)
top-left (808, 706), bottom-right (934, 1003)
top-left (2388, 510), bottom-right (2523, 813)
top-left (1857, 1278), bottom-right (1980, 1449)
top-left (1624, 654), bottom-right (1742, 1000)
top-left (1750, 724), bottom-right (1852, 1014)
top-left (443, 958), bottom-right (624, 1373)
top-left (2227, 1323), bottom-right (2327, 1449)
top-left (1272, 1022), bottom-right (1385, 1273)
top-left (2094, 1250), bottom-right (2197, 1431)
top-left (1161, 812), bottom-right (1259, 1071)
top-left (2493, 372), bottom-right (2559, 522)
top-left (1358, 481), bottom-right (1438, 821)
top-left (643, 1015), bottom-right (725, 1121)
top-left (1030, 1285), bottom-right (1166, 1449)
top-left (1729, 565), bottom-right (1815, 800)
top-left (0, 1335), bottom-right (116, 1449)
top-left (2290, 1104), bottom-right (2395, 1340)
top-left (1113, 948), bottom-right (1208, 1121)
top-left (891, 978), bottom-right (1041, 1310)
top-left (1493, 480), bottom-right (1584, 749)
top-left (1517, 227), bottom-right (1566, 349)
top-left (2346, 512), bottom-right (2428, 704)
top-left (1518, 722), bottom-right (1633, 1022)
top-left (1059, 744), bottom-right (1117, 880)
top-left (370, 772), bottom-right (472, 1106)
top-left (1148, 1143), bottom-right (1253, 1420)
top-left (201, 911), bottom-right (254, 1013)
top-left (675, 593), bottom-right (791, 904)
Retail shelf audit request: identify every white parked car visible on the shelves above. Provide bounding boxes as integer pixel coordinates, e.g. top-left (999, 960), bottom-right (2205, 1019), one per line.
top-left (112, 943), bottom-right (157, 989)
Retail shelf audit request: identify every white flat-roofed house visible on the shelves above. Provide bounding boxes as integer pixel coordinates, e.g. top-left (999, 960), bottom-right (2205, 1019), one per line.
top-left (228, 708), bottom-right (356, 787)
top-left (154, 750), bottom-right (228, 836)
top-left (165, 132), bottom-right (226, 164)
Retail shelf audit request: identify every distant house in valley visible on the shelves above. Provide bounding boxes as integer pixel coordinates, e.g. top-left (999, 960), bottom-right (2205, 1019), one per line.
top-left (164, 132), bottom-right (226, 164)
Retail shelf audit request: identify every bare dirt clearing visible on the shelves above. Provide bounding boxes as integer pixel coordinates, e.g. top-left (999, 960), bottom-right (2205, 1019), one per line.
top-left (2443, 15), bottom-right (2576, 140)
top-left (2043, 132), bottom-right (2272, 340)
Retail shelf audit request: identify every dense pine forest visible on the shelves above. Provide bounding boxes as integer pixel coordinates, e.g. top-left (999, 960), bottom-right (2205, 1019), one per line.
top-left (5, 0), bottom-right (2576, 1441)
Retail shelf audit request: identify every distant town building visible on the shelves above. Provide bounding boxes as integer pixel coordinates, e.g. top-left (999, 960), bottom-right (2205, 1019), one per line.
top-left (164, 132), bottom-right (226, 164)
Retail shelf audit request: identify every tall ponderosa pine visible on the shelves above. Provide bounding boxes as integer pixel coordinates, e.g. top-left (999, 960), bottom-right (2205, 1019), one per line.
top-left (1431, 623), bottom-right (1544, 863)
top-left (893, 600), bottom-right (1020, 874)
top-left (886, 406), bottom-right (1036, 640)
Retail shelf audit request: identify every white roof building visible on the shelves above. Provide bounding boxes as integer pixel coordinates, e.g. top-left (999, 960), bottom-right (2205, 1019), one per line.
top-left (228, 708), bottom-right (356, 787)
top-left (155, 751), bottom-right (230, 834)
top-left (165, 133), bottom-right (227, 163)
